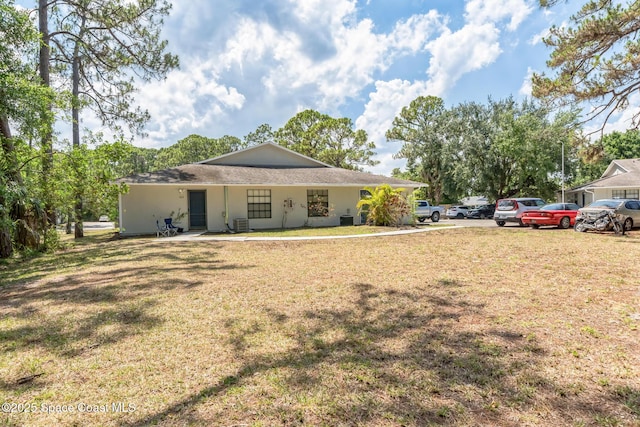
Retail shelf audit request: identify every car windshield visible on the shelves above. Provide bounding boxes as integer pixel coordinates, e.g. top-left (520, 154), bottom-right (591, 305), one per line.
top-left (497, 200), bottom-right (516, 210)
top-left (520, 199), bottom-right (545, 207)
top-left (540, 203), bottom-right (578, 210)
top-left (588, 200), bottom-right (622, 209)
top-left (540, 203), bottom-right (563, 210)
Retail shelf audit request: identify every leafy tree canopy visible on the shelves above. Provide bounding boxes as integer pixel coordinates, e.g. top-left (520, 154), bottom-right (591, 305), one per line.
top-left (244, 123), bottom-right (274, 146)
top-left (574, 129), bottom-right (640, 183)
top-left (532, 0), bottom-right (640, 132)
top-left (601, 129), bottom-right (640, 161)
top-left (0, 0), bottom-right (54, 140)
top-left (388, 95), bottom-right (582, 203)
top-left (386, 96), bottom-right (447, 204)
top-left (274, 109), bottom-right (378, 170)
top-left (154, 134), bottom-right (244, 169)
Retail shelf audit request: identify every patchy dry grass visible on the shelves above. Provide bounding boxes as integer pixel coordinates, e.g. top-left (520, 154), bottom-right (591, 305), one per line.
top-left (202, 223), bottom-right (451, 238)
top-left (0, 227), bottom-right (639, 426)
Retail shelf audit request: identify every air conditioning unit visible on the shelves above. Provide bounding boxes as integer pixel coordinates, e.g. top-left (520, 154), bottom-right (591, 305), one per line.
top-left (233, 218), bottom-right (249, 232)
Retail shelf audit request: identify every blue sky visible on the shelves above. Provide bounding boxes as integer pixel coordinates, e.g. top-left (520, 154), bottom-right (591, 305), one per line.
top-left (21, 0), bottom-right (600, 175)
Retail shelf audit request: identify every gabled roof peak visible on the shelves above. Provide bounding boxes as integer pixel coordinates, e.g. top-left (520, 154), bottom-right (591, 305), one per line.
top-left (198, 142), bottom-right (333, 168)
top-left (602, 158), bottom-right (640, 177)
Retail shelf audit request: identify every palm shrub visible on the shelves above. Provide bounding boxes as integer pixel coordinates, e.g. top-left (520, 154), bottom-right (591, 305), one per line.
top-left (357, 184), bottom-right (411, 226)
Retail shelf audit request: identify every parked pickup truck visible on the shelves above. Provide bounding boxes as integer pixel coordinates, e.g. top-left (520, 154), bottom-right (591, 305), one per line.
top-left (414, 200), bottom-right (444, 223)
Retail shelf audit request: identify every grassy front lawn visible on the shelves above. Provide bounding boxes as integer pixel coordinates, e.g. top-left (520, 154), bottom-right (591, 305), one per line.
top-left (0, 228), bottom-right (639, 426)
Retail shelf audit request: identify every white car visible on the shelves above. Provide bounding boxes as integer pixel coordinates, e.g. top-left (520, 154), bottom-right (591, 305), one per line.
top-left (446, 205), bottom-right (469, 218)
top-left (98, 215), bottom-right (110, 222)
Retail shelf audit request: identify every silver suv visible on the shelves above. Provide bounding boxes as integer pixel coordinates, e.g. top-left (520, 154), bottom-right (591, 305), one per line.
top-left (494, 197), bottom-right (546, 226)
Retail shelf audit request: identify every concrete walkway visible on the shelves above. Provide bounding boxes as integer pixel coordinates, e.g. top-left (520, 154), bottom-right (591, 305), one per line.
top-left (159, 225), bottom-right (464, 242)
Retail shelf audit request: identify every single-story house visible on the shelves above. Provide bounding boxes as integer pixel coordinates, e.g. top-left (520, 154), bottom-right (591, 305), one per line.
top-left (564, 158), bottom-right (640, 206)
top-left (116, 142), bottom-right (425, 235)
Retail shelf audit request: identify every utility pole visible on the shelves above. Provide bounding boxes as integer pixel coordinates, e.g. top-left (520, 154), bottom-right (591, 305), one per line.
top-left (561, 139), bottom-right (565, 203)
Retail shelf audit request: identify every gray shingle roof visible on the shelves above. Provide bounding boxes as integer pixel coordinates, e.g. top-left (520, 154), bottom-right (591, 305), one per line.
top-left (569, 158), bottom-right (640, 190)
top-left (613, 158), bottom-right (640, 173)
top-left (571, 173), bottom-right (640, 190)
top-left (117, 164), bottom-right (425, 188)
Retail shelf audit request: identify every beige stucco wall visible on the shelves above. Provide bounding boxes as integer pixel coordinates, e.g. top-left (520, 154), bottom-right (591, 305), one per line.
top-left (120, 184), bottom-right (415, 235)
top-left (223, 186), bottom-right (363, 230)
top-left (566, 187), bottom-right (640, 207)
top-left (119, 185), bottom-right (190, 234)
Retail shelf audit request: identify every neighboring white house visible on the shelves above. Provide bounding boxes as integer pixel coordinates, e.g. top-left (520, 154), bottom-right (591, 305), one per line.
top-left (565, 158), bottom-right (640, 206)
top-left (116, 143), bottom-right (425, 235)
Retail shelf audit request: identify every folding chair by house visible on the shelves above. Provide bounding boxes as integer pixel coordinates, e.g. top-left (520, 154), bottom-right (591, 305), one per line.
top-left (164, 218), bottom-right (179, 236)
top-left (156, 220), bottom-right (170, 237)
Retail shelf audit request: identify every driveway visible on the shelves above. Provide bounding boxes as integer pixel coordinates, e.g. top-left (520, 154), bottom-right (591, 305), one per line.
top-left (83, 221), bottom-right (115, 230)
top-left (432, 218), bottom-right (497, 228)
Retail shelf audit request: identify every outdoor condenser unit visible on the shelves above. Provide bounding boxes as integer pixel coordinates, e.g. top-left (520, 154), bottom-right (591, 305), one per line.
top-left (233, 218), bottom-right (249, 232)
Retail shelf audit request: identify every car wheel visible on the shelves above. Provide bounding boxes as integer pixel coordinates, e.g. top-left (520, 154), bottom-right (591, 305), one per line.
top-left (574, 220), bottom-right (587, 232)
top-left (559, 216), bottom-right (571, 229)
top-left (623, 217), bottom-right (633, 231)
top-left (456, 213), bottom-right (464, 218)
top-left (531, 224), bottom-right (540, 229)
top-left (418, 217), bottom-right (425, 223)
top-left (431, 211), bottom-right (440, 222)
top-left (496, 221), bottom-right (505, 227)
top-left (518, 219), bottom-right (525, 227)
top-left (480, 214), bottom-right (486, 219)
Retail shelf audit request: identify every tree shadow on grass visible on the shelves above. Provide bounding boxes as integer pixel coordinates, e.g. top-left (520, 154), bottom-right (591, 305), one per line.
top-left (0, 240), bottom-right (251, 393)
top-left (0, 238), bottom-right (249, 308)
top-left (120, 279), bottom-right (637, 426)
top-left (0, 236), bottom-right (241, 289)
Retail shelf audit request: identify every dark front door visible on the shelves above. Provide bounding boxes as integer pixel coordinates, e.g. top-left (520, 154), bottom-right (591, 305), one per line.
top-left (188, 190), bottom-right (207, 229)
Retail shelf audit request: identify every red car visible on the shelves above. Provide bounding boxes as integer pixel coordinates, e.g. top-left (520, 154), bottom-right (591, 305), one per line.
top-left (521, 202), bottom-right (581, 229)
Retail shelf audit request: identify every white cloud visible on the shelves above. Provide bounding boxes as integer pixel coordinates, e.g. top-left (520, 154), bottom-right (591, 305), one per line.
top-left (157, 2), bottom-right (445, 134)
top-left (291, 0), bottom-right (357, 28)
top-left (385, 11), bottom-right (445, 54)
top-left (369, 152), bottom-right (408, 176)
top-left (127, 0), bottom-right (543, 174)
top-left (464, 0), bottom-right (533, 31)
top-left (219, 18), bottom-right (278, 73)
top-left (530, 27), bottom-right (549, 45)
top-left (134, 59), bottom-right (245, 146)
top-left (356, 79), bottom-right (432, 173)
top-left (426, 24), bottom-right (502, 95)
top-left (354, 0), bottom-right (535, 175)
top-left (519, 67), bottom-right (534, 96)
top-left (423, 0), bottom-right (533, 94)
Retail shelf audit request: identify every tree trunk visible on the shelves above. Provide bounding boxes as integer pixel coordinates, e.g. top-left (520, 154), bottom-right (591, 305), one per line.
top-left (66, 209), bottom-right (73, 234)
top-left (72, 54), bottom-right (80, 147)
top-left (72, 34), bottom-right (84, 238)
top-left (0, 230), bottom-right (12, 259)
top-left (0, 113), bottom-right (16, 258)
top-left (39, 0), bottom-right (55, 227)
top-left (74, 210), bottom-right (84, 239)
